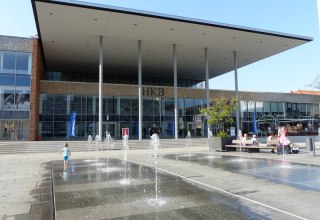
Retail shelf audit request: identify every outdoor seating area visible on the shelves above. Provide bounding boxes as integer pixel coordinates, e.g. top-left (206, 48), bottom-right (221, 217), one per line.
top-left (224, 128), bottom-right (301, 154)
top-left (225, 139), bottom-right (277, 153)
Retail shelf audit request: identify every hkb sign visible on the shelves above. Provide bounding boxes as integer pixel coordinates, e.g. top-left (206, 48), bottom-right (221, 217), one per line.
top-left (143, 87), bottom-right (164, 97)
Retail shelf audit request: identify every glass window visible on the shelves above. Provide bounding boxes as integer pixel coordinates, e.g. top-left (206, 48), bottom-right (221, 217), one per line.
top-left (285, 103), bottom-right (292, 118)
top-left (70, 95), bottom-right (82, 113)
top-left (106, 97), bottom-right (116, 115)
top-left (143, 98), bottom-right (153, 116)
top-left (95, 96), bottom-right (99, 114)
top-left (47, 72), bottom-right (62, 81)
top-left (240, 101), bottom-right (247, 120)
top-left (185, 99), bottom-right (194, 115)
top-left (278, 103), bottom-right (284, 115)
top-left (247, 101), bottom-right (255, 120)
top-left (292, 103), bottom-right (298, 118)
top-left (81, 96), bottom-right (87, 115)
top-left (153, 98), bottom-right (160, 116)
top-left (164, 99), bottom-right (174, 116)
top-left (16, 53), bottom-right (30, 74)
top-left (15, 91), bottom-right (30, 111)
top-left (271, 102), bottom-right (278, 115)
top-left (54, 122), bottom-right (66, 137)
top-left (264, 102), bottom-right (271, 114)
top-left (41, 122), bottom-right (53, 137)
top-left (298, 103), bottom-right (305, 116)
top-left (54, 95), bottom-right (67, 114)
top-left (15, 76), bottom-right (30, 86)
top-left (194, 99), bottom-right (203, 115)
top-left (2, 90), bottom-right (15, 110)
top-left (120, 97), bottom-right (131, 115)
top-left (0, 75), bottom-right (15, 85)
top-left (314, 104), bottom-right (319, 118)
top-left (240, 101), bottom-right (247, 113)
top-left (247, 101), bottom-right (255, 112)
top-left (41, 94), bottom-right (54, 115)
top-left (87, 96), bottom-right (94, 115)
top-left (178, 98), bottom-right (184, 115)
top-left (256, 101), bottom-right (263, 117)
top-left (2, 51), bottom-right (16, 74)
top-left (306, 104), bottom-right (313, 117)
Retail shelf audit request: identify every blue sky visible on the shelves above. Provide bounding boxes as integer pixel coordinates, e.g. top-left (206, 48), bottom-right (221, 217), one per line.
top-left (1, 0), bottom-right (319, 93)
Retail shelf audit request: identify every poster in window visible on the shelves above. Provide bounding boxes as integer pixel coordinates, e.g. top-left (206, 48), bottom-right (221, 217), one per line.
top-left (16, 92), bottom-right (30, 110)
top-left (2, 91), bottom-right (30, 110)
top-left (2, 92), bottom-right (15, 110)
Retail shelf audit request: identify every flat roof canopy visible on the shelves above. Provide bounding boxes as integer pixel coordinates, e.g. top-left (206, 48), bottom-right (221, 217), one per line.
top-left (32, 0), bottom-right (312, 81)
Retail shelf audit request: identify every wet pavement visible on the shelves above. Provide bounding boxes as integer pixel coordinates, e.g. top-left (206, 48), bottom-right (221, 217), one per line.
top-left (1, 142), bottom-right (320, 220)
top-left (163, 154), bottom-right (320, 191)
top-left (52, 157), bottom-right (305, 220)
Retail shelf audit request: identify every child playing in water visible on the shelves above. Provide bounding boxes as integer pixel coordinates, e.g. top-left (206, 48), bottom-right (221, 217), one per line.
top-left (59, 143), bottom-right (71, 166)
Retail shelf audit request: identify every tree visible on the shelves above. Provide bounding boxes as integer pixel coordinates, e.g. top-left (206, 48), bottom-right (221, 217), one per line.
top-left (200, 96), bottom-right (238, 137)
top-left (305, 74), bottom-right (320, 90)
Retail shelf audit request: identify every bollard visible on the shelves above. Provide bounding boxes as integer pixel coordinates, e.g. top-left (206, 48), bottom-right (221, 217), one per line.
top-left (306, 137), bottom-right (313, 151)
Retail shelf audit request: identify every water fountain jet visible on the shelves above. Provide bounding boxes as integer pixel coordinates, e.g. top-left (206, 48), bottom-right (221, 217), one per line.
top-left (120, 134), bottom-right (131, 185)
top-left (148, 133), bottom-right (165, 206)
top-left (104, 131), bottom-right (115, 150)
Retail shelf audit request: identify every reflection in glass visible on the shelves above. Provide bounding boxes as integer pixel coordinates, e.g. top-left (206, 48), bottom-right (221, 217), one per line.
top-left (120, 97), bottom-right (131, 115)
top-left (164, 99), bottom-right (174, 116)
top-left (2, 51), bottom-right (16, 74)
top-left (143, 99), bottom-right (153, 116)
top-left (16, 53), bottom-right (30, 74)
top-left (54, 95), bottom-right (67, 115)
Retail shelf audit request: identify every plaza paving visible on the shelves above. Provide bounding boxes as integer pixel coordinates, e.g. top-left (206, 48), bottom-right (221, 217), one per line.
top-left (0, 140), bottom-right (319, 220)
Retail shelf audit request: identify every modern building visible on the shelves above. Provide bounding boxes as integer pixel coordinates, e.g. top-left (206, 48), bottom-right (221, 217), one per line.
top-left (0, 36), bottom-right (32, 140)
top-left (2, 0), bottom-right (319, 141)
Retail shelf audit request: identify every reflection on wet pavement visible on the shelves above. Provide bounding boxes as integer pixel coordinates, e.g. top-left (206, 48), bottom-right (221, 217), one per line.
top-left (52, 158), bottom-right (290, 219)
top-left (163, 154), bottom-right (320, 191)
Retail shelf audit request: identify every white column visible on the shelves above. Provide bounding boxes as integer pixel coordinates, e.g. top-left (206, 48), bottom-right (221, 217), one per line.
top-left (173, 44), bottom-right (178, 139)
top-left (92, 97), bottom-right (96, 136)
top-left (99, 36), bottom-right (103, 140)
top-left (234, 51), bottom-right (240, 134)
top-left (205, 48), bottom-right (210, 137)
top-left (138, 40), bottom-right (143, 140)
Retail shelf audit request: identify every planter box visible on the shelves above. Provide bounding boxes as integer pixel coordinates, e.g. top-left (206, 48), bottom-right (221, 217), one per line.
top-left (212, 136), bottom-right (233, 152)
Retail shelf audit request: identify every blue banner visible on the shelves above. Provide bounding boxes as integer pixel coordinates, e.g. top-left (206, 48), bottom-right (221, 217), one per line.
top-left (68, 111), bottom-right (77, 137)
top-left (252, 112), bottom-right (258, 134)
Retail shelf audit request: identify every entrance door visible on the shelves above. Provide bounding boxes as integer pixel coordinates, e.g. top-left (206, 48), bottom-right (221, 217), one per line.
top-left (102, 122), bottom-right (117, 140)
top-left (187, 122), bottom-right (203, 137)
top-left (187, 122), bottom-right (195, 137)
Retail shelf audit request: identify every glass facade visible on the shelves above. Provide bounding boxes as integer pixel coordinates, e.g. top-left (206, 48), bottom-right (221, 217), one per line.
top-left (240, 100), bottom-right (320, 135)
top-left (39, 92), bottom-right (320, 140)
top-left (0, 50), bottom-right (31, 140)
top-left (46, 71), bottom-right (202, 88)
top-left (39, 93), bottom-right (206, 140)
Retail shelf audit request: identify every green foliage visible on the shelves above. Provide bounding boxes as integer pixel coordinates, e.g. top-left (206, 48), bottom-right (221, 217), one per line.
top-left (200, 96), bottom-right (238, 136)
top-left (216, 130), bottom-right (228, 138)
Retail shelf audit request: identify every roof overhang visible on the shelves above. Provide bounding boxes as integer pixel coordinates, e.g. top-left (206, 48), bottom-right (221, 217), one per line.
top-left (32, 0), bottom-right (312, 81)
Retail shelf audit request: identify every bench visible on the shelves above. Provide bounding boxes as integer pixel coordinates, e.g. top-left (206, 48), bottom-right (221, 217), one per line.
top-left (267, 139), bottom-right (300, 154)
top-left (267, 139), bottom-right (278, 146)
top-left (225, 139), bottom-right (277, 153)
